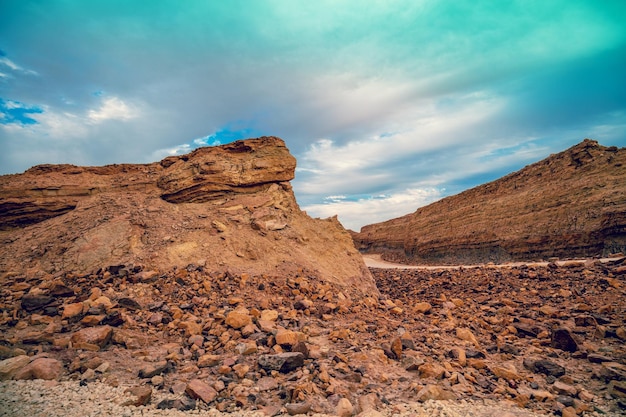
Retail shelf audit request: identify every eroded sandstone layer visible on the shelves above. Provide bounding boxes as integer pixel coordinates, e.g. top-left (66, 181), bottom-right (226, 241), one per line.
top-left (353, 139), bottom-right (626, 265)
top-left (0, 136), bottom-right (375, 297)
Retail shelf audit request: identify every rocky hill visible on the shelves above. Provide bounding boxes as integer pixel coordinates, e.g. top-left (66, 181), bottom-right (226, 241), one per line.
top-left (353, 139), bottom-right (626, 265)
top-left (0, 136), bottom-right (375, 298)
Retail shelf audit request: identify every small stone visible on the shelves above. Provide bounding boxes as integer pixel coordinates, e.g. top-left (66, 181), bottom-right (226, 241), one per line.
top-left (186, 379), bottom-right (217, 404)
top-left (490, 363), bottom-right (521, 380)
top-left (197, 354), bottom-right (220, 368)
top-left (0, 355), bottom-right (31, 381)
top-left (616, 327), bottom-right (626, 341)
top-left (62, 302), bottom-right (85, 320)
top-left (117, 297), bottom-right (142, 311)
top-left (151, 375), bottom-right (164, 387)
top-left (418, 362), bottom-right (446, 379)
top-left (156, 397), bottom-right (196, 411)
top-left (225, 307), bottom-right (252, 329)
top-left (256, 376), bottom-right (279, 391)
top-left (551, 328), bottom-right (578, 352)
top-left (415, 384), bottom-right (456, 402)
top-left (13, 357), bottom-right (63, 381)
top-left (138, 361), bottom-right (169, 378)
top-left (523, 358), bottom-right (566, 377)
top-left (336, 398), bottom-right (354, 417)
top-left (608, 380), bottom-right (626, 399)
top-left (414, 302), bottom-right (432, 314)
top-left (232, 363), bottom-right (249, 379)
top-left (71, 326), bottom-right (113, 348)
top-left (448, 347), bottom-right (467, 366)
top-left (456, 328), bottom-right (479, 347)
top-left (275, 329), bottom-right (300, 347)
top-left (561, 406), bottom-right (577, 417)
top-left (21, 294), bottom-right (54, 312)
top-left (285, 402), bottom-right (312, 415)
top-left (260, 309), bottom-right (279, 322)
top-left (124, 385), bottom-right (152, 406)
top-left (553, 380), bottom-right (578, 396)
top-left (587, 353), bottom-right (612, 363)
top-left (258, 352), bottom-right (304, 373)
top-left (390, 337), bottom-right (403, 359)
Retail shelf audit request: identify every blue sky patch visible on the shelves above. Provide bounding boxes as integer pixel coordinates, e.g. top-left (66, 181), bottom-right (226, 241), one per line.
top-left (0, 98), bottom-right (43, 125)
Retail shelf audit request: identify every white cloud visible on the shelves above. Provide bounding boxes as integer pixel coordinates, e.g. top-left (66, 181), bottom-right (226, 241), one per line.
top-left (0, 56), bottom-right (38, 76)
top-left (303, 187), bottom-right (443, 231)
top-left (87, 97), bottom-right (139, 123)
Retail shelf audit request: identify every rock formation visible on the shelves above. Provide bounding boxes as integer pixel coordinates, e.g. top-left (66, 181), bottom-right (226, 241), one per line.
top-left (0, 136), bottom-right (375, 297)
top-left (353, 139), bottom-right (626, 265)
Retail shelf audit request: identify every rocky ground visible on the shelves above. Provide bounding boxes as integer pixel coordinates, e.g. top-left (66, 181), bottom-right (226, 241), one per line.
top-left (1, 258), bottom-right (625, 416)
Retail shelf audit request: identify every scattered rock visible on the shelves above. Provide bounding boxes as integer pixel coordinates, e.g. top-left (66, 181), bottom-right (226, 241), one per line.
top-left (415, 384), bottom-right (456, 402)
top-left (551, 328), bottom-right (579, 352)
top-left (258, 353), bottom-right (304, 373)
top-left (185, 379), bottom-right (217, 404)
top-left (13, 357), bottom-right (63, 381)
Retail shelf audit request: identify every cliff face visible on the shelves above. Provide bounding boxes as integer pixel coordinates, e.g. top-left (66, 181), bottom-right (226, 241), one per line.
top-left (353, 139), bottom-right (626, 264)
top-left (0, 136), bottom-right (375, 297)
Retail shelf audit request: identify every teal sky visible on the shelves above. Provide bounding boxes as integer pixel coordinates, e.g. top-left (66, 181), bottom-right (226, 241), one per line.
top-left (1, 0), bottom-right (625, 230)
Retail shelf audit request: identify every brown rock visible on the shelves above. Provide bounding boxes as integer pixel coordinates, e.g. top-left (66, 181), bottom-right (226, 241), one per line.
top-left (71, 326), bottom-right (113, 348)
top-left (198, 354), bottom-right (221, 368)
top-left (414, 302), bottom-right (432, 314)
top-left (0, 355), bottom-right (31, 380)
top-left (186, 379), bottom-right (217, 404)
top-left (62, 302), bottom-right (85, 320)
top-left (13, 357), bottom-right (63, 381)
top-left (490, 363), bottom-right (521, 380)
top-left (336, 398), bottom-right (354, 417)
top-left (553, 380), bottom-right (578, 396)
top-left (138, 361), bottom-right (169, 378)
top-left (415, 384), bottom-right (456, 402)
top-left (275, 329), bottom-right (301, 347)
top-left (456, 328), bottom-right (479, 347)
top-left (551, 328), bottom-right (579, 352)
top-left (225, 308), bottom-right (252, 329)
top-left (608, 380), bottom-right (626, 399)
top-left (418, 362), bottom-right (446, 379)
top-left (285, 402), bottom-right (312, 415)
top-left (390, 337), bottom-right (403, 359)
top-left (258, 352), bottom-right (304, 373)
top-left (124, 386), bottom-right (153, 406)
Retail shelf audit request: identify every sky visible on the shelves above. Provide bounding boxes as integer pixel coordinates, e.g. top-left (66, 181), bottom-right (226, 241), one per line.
top-left (1, 1), bottom-right (625, 231)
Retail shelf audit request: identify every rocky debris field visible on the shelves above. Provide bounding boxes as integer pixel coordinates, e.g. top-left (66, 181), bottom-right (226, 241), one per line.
top-left (1, 258), bottom-right (625, 416)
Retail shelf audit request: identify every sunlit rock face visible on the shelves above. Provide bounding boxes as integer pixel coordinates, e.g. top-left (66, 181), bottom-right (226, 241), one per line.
top-left (353, 139), bottom-right (626, 265)
top-left (0, 136), bottom-right (376, 298)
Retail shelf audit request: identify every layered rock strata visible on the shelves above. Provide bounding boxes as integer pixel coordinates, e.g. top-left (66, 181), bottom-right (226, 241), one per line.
top-left (353, 139), bottom-right (626, 265)
top-left (0, 136), bottom-right (375, 297)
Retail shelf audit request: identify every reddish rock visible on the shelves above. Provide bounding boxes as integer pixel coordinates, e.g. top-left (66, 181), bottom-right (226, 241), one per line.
top-left (71, 326), bottom-right (113, 348)
top-left (13, 357), bottom-right (63, 381)
top-left (551, 328), bottom-right (579, 352)
top-left (185, 379), bottom-right (217, 404)
top-left (0, 355), bottom-right (31, 380)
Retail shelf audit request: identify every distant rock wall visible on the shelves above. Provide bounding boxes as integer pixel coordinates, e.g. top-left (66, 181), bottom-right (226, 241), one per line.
top-left (353, 139), bottom-right (626, 264)
top-left (0, 137), bottom-right (376, 298)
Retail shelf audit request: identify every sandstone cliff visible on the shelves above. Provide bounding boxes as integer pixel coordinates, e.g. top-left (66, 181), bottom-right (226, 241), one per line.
top-left (353, 139), bottom-right (626, 264)
top-left (0, 136), bottom-right (375, 297)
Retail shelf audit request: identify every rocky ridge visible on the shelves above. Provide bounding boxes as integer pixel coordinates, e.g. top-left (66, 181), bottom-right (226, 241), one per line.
top-left (0, 136), bottom-right (374, 297)
top-left (0, 258), bottom-right (624, 416)
top-left (353, 139), bottom-right (626, 265)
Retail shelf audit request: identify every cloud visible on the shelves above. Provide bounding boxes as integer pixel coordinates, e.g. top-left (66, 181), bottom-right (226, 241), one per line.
top-left (87, 97), bottom-right (139, 123)
top-left (303, 187), bottom-right (443, 231)
top-left (1, 0), bottom-right (625, 230)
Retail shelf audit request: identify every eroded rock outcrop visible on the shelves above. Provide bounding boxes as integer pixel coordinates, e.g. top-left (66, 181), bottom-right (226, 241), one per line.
top-left (353, 139), bottom-right (626, 264)
top-left (0, 136), bottom-right (375, 297)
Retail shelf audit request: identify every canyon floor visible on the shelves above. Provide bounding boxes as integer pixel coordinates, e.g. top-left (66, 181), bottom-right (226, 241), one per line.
top-left (1, 256), bottom-right (625, 416)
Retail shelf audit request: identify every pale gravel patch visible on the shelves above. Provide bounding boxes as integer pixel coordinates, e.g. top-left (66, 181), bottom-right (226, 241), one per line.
top-left (3, 380), bottom-right (614, 417)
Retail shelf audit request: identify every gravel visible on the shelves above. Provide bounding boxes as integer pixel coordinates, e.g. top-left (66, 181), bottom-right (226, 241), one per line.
top-left (4, 379), bottom-right (620, 417)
